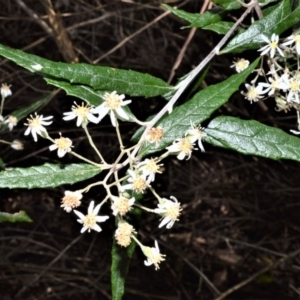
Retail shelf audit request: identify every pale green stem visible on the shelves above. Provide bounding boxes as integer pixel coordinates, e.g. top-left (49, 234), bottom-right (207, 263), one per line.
top-left (0, 139), bottom-right (12, 145)
top-left (83, 125), bottom-right (106, 164)
top-left (115, 118), bottom-right (124, 150)
top-left (70, 151), bottom-right (103, 168)
top-left (149, 186), bottom-right (163, 203)
top-left (131, 235), bottom-right (143, 248)
top-left (134, 203), bottom-right (155, 213)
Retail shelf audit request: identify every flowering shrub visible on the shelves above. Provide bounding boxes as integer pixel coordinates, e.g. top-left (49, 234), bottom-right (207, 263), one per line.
top-left (1, 0), bottom-right (300, 299)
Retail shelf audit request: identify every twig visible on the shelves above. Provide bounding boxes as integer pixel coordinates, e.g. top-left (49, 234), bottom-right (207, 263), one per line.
top-left (167, 0), bottom-right (213, 83)
top-left (214, 247), bottom-right (300, 300)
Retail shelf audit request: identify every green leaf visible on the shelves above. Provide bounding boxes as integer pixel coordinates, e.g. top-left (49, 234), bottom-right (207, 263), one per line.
top-left (111, 239), bottom-right (136, 300)
top-left (205, 116), bottom-right (300, 161)
top-left (0, 43), bottom-right (173, 97)
top-left (0, 210), bottom-right (32, 223)
top-left (0, 163), bottom-right (101, 189)
top-left (221, 0), bottom-right (300, 54)
top-left (203, 21), bottom-right (235, 35)
top-left (45, 78), bottom-right (105, 106)
top-left (137, 58), bottom-right (260, 157)
top-left (163, 4), bottom-right (223, 28)
top-left (210, 0), bottom-right (241, 10)
top-left (0, 91), bottom-right (55, 132)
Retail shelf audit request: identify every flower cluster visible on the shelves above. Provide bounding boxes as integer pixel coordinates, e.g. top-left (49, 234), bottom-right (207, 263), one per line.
top-left (0, 84), bottom-right (24, 151)
top-left (237, 33), bottom-right (300, 131)
top-left (21, 90), bottom-right (210, 270)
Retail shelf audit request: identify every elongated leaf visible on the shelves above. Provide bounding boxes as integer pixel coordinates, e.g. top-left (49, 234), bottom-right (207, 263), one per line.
top-left (210, 0), bottom-right (241, 10)
top-left (111, 239), bottom-right (136, 300)
top-left (0, 91), bottom-right (55, 132)
top-left (0, 44), bottom-right (173, 97)
top-left (0, 211), bottom-right (32, 223)
top-left (136, 58), bottom-right (259, 157)
top-left (203, 21), bottom-right (235, 35)
top-left (163, 4), bottom-right (223, 28)
top-left (45, 78), bottom-right (105, 106)
top-left (0, 163), bottom-right (101, 189)
top-left (221, 0), bottom-right (300, 54)
top-left (205, 116), bottom-right (300, 161)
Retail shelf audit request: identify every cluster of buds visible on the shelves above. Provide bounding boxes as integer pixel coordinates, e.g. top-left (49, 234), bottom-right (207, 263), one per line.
top-left (233, 32), bottom-right (300, 131)
top-left (23, 90), bottom-right (207, 270)
top-left (0, 84), bottom-right (23, 151)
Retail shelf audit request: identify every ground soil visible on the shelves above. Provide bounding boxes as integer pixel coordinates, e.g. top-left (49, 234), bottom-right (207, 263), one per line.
top-left (1, 1), bottom-right (300, 299)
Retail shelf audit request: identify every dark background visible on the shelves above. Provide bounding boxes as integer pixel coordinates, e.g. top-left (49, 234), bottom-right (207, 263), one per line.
top-left (1, 1), bottom-right (300, 299)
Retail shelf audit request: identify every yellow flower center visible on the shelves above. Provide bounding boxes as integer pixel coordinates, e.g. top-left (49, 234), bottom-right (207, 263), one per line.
top-left (83, 214), bottom-right (97, 229)
top-left (62, 194), bottom-right (81, 209)
top-left (145, 159), bottom-right (160, 173)
top-left (115, 222), bottom-right (134, 247)
top-left (178, 139), bottom-right (193, 154)
top-left (104, 93), bottom-right (121, 110)
top-left (145, 127), bottom-right (164, 143)
top-left (28, 116), bottom-right (42, 128)
top-left (166, 204), bottom-right (182, 221)
top-left (132, 177), bottom-right (147, 193)
top-left (73, 103), bottom-right (91, 117)
top-left (8, 116), bottom-right (17, 125)
top-left (270, 41), bottom-right (278, 49)
top-left (246, 87), bottom-right (259, 101)
top-left (115, 197), bottom-right (132, 216)
top-left (55, 137), bottom-right (72, 150)
top-left (290, 80), bottom-right (300, 92)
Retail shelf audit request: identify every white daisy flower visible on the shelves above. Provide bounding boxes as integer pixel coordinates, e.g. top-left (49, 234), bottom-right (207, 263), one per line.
top-left (230, 58), bottom-right (249, 73)
top-left (241, 83), bottom-right (265, 103)
top-left (258, 34), bottom-right (284, 58)
top-left (1, 83), bottom-right (12, 98)
top-left (137, 158), bottom-right (163, 183)
top-left (11, 140), bottom-right (24, 151)
top-left (281, 34), bottom-right (300, 55)
top-left (4, 115), bottom-right (18, 131)
top-left (286, 76), bottom-right (300, 103)
top-left (111, 195), bottom-right (135, 216)
top-left (154, 196), bottom-right (182, 229)
top-left (24, 113), bottom-right (53, 142)
top-left (61, 190), bottom-right (82, 212)
top-left (63, 102), bottom-right (99, 127)
top-left (115, 221), bottom-right (135, 247)
top-left (49, 134), bottom-right (73, 157)
top-left (257, 74), bottom-right (289, 96)
top-left (74, 200), bottom-right (109, 233)
top-left (141, 241), bottom-right (166, 270)
top-left (91, 91), bottom-right (131, 127)
top-left (185, 123), bottom-right (207, 152)
top-left (121, 169), bottom-right (149, 194)
top-left (166, 138), bottom-right (196, 160)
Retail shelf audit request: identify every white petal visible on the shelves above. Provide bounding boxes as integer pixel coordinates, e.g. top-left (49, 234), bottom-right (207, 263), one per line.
top-left (81, 226), bottom-right (88, 233)
top-left (74, 210), bottom-right (85, 220)
top-left (116, 107), bottom-right (129, 120)
top-left (49, 144), bottom-right (58, 151)
top-left (92, 224), bottom-right (102, 232)
top-left (93, 203), bottom-right (101, 215)
top-left (88, 201), bottom-right (95, 214)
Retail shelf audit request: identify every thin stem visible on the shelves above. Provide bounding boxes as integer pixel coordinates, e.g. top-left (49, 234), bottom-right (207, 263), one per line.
top-left (115, 118), bottom-right (124, 150)
top-left (0, 138), bottom-right (12, 145)
top-left (70, 150), bottom-right (103, 168)
top-left (83, 125), bottom-right (106, 163)
top-left (0, 95), bottom-right (5, 116)
top-left (134, 203), bottom-right (155, 213)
